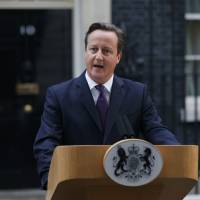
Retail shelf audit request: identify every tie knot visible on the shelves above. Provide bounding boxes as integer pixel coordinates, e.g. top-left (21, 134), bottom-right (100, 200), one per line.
top-left (95, 84), bottom-right (105, 93)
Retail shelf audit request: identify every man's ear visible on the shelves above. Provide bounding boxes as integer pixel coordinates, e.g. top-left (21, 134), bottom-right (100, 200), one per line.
top-left (116, 52), bottom-right (122, 64)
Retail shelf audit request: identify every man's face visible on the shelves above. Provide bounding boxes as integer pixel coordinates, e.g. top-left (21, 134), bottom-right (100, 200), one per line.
top-left (85, 30), bottom-right (121, 84)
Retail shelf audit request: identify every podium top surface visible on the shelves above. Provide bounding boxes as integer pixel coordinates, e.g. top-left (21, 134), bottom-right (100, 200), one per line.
top-left (49, 145), bottom-right (198, 179)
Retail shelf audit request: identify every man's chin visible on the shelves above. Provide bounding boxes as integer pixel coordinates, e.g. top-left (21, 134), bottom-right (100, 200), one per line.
top-left (90, 73), bottom-right (106, 84)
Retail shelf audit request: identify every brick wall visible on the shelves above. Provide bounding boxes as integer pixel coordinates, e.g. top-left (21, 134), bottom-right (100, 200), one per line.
top-left (112, 0), bottom-right (185, 142)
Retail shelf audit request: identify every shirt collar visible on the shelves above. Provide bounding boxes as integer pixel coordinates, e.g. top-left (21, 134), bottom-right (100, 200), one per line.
top-left (85, 71), bottom-right (113, 93)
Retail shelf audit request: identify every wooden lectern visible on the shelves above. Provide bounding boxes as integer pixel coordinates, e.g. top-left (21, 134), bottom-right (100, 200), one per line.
top-left (46, 145), bottom-right (198, 200)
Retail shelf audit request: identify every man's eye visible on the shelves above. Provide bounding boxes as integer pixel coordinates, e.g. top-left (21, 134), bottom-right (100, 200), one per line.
top-left (90, 48), bottom-right (98, 53)
top-left (103, 49), bottom-right (112, 55)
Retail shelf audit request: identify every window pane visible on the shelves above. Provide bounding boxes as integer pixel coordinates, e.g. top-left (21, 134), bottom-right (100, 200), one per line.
top-left (185, 61), bottom-right (200, 96)
top-left (186, 0), bottom-right (200, 13)
top-left (186, 21), bottom-right (200, 55)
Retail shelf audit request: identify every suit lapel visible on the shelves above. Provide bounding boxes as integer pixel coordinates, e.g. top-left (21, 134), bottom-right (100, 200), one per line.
top-left (76, 73), bottom-right (102, 132)
top-left (103, 76), bottom-right (126, 143)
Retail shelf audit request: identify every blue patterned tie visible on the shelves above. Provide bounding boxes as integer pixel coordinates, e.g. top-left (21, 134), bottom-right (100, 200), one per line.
top-left (95, 84), bottom-right (109, 129)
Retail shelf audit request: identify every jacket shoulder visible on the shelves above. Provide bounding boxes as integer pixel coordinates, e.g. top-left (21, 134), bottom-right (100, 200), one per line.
top-left (118, 77), bottom-right (146, 90)
top-left (48, 76), bottom-right (80, 94)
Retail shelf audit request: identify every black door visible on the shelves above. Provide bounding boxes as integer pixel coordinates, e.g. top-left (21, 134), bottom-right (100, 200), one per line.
top-left (0, 9), bottom-right (72, 189)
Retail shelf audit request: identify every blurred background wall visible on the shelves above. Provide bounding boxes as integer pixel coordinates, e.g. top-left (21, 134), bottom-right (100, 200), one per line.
top-left (0, 0), bottom-right (199, 195)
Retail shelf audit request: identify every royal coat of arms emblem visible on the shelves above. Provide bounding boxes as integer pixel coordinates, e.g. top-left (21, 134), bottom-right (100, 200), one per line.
top-left (103, 139), bottom-right (163, 186)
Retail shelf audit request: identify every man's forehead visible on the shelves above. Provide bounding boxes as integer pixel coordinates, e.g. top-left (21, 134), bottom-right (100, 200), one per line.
top-left (88, 30), bottom-right (118, 39)
top-left (87, 31), bottom-right (118, 45)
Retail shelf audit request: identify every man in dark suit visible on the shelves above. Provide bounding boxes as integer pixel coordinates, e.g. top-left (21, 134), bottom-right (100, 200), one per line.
top-left (33, 22), bottom-right (179, 189)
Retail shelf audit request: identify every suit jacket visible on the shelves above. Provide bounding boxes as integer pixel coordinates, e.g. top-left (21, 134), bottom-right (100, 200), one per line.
top-left (33, 72), bottom-right (179, 189)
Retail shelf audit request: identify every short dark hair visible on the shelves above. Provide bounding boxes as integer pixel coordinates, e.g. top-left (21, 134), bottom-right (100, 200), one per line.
top-left (84, 22), bottom-right (125, 53)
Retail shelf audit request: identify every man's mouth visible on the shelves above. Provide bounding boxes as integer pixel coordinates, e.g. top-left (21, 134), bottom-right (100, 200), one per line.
top-left (93, 64), bottom-right (104, 68)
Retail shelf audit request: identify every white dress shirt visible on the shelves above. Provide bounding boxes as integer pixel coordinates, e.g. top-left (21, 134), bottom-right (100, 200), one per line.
top-left (85, 71), bottom-right (113, 105)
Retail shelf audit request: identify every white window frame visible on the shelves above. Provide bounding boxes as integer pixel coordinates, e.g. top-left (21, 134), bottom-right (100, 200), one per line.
top-left (183, 12), bottom-right (200, 122)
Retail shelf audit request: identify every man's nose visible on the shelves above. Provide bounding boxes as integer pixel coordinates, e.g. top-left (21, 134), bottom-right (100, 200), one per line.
top-left (96, 50), bottom-right (103, 60)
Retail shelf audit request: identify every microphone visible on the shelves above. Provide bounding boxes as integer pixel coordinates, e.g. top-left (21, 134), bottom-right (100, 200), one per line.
top-left (116, 115), bottom-right (128, 139)
top-left (116, 115), bottom-right (136, 140)
top-left (123, 115), bottom-right (136, 138)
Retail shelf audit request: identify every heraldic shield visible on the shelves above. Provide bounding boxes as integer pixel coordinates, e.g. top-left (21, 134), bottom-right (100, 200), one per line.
top-left (103, 139), bottom-right (163, 187)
